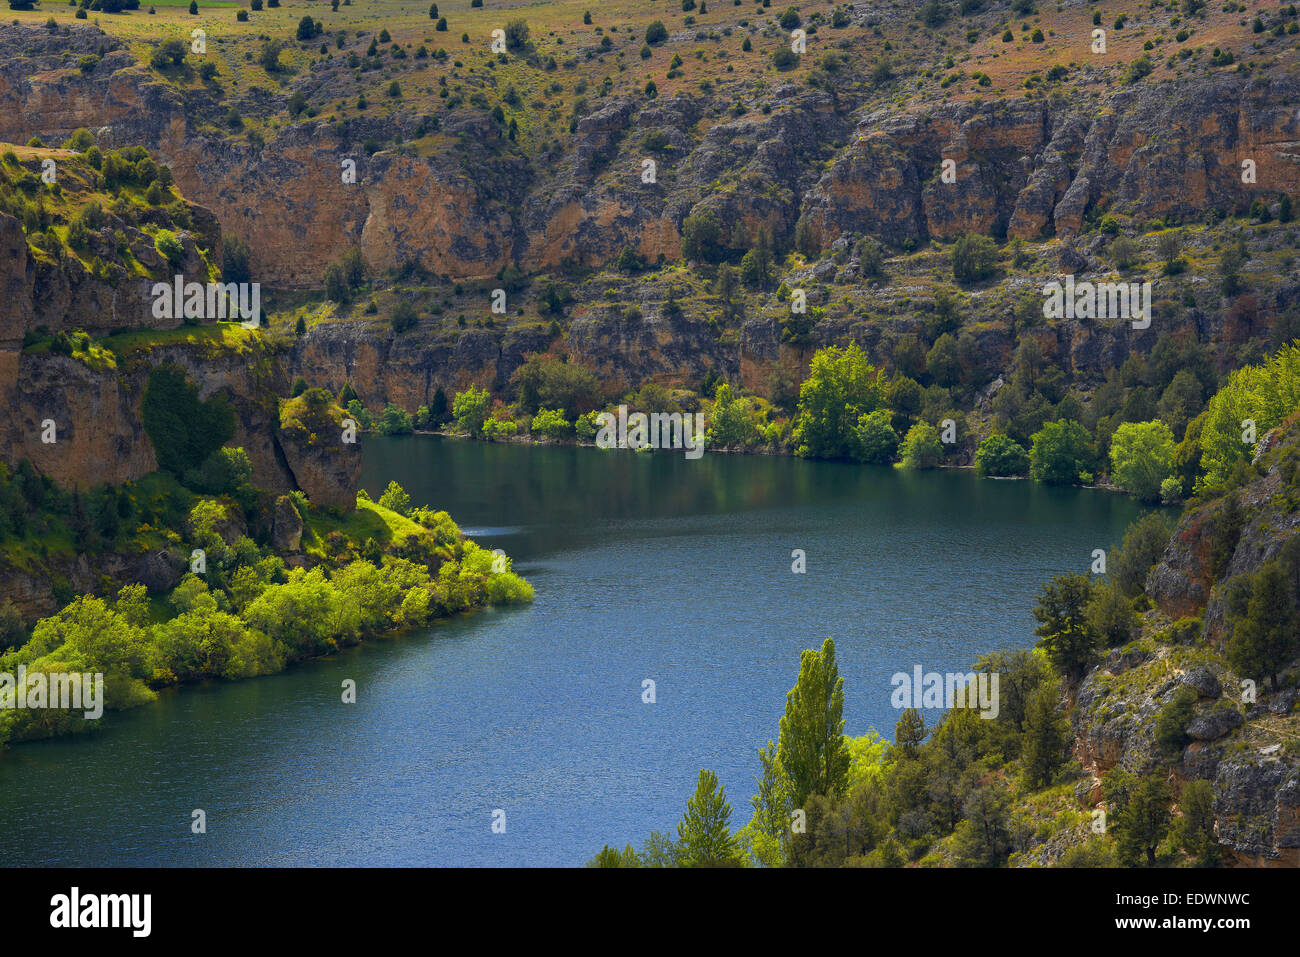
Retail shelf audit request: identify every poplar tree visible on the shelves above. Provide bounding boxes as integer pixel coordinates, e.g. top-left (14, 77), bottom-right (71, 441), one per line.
top-left (777, 638), bottom-right (851, 807)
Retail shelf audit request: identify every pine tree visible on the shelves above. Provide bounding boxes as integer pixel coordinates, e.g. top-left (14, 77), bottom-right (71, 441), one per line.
top-left (777, 637), bottom-right (852, 807)
top-left (1020, 680), bottom-right (1067, 788)
top-left (893, 708), bottom-right (926, 758)
top-left (1033, 572), bottom-right (1101, 683)
top-left (1175, 779), bottom-right (1220, 867)
top-left (1227, 563), bottom-right (1299, 692)
top-left (676, 769), bottom-right (741, 867)
top-left (1111, 773), bottom-right (1172, 867)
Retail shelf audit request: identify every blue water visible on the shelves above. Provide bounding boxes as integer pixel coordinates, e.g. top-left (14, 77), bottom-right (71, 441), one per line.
top-left (0, 437), bottom-right (1145, 865)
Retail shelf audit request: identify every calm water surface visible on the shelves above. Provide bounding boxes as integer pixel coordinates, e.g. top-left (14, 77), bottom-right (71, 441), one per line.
top-left (0, 437), bottom-right (1146, 866)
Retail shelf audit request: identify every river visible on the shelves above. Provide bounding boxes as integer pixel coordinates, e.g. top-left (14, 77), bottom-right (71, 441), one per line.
top-left (0, 436), bottom-right (1146, 866)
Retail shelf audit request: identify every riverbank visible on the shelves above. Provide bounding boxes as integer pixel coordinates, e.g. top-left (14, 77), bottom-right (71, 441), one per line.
top-left (0, 486), bottom-right (532, 752)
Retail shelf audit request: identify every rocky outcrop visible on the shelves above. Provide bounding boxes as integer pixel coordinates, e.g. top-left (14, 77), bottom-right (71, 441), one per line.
top-left (0, 198), bottom-right (214, 347)
top-left (1150, 424), bottom-right (1300, 640)
top-left (0, 545), bottom-right (185, 620)
top-left (0, 335), bottom-right (294, 494)
top-left (275, 390), bottom-right (361, 512)
top-left (1074, 421), bottom-right (1300, 867)
top-left (271, 495), bottom-right (303, 553)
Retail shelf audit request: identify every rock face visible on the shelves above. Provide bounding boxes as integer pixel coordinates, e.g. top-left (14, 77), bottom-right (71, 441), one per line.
top-left (0, 196), bottom-right (215, 348)
top-left (5, 25), bottom-right (1295, 288)
top-left (271, 495), bottom-right (303, 553)
top-left (275, 390), bottom-right (361, 512)
top-left (0, 334), bottom-right (294, 494)
top-left (1150, 431), bottom-right (1300, 643)
top-left (0, 546), bottom-right (185, 620)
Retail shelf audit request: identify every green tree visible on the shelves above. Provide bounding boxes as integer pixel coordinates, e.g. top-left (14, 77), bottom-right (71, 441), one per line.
top-left (511, 354), bottom-right (602, 416)
top-left (739, 229), bottom-right (773, 287)
top-left (503, 18), bottom-right (530, 50)
top-left (777, 638), bottom-right (852, 808)
top-left (893, 708), bottom-right (926, 758)
top-left (1175, 779), bottom-right (1220, 867)
top-left (951, 233), bottom-right (998, 284)
top-left (378, 404), bottom-right (414, 435)
top-left (951, 783), bottom-right (1012, 867)
top-left (926, 333), bottom-right (962, 386)
top-left (452, 386), bottom-right (492, 436)
top-left (852, 409), bottom-right (898, 464)
top-left (1029, 419), bottom-right (1093, 485)
top-left (587, 844), bottom-right (642, 867)
top-left (708, 383), bottom-right (761, 449)
top-left (680, 208), bottom-right (724, 263)
top-left (141, 366), bottom-right (236, 476)
top-left (792, 343), bottom-right (885, 459)
top-left (530, 407), bottom-right (572, 440)
top-left (676, 769), bottom-right (742, 867)
top-left (1033, 572), bottom-right (1101, 683)
top-left (1111, 773), bottom-right (1172, 867)
top-left (1226, 563), bottom-right (1299, 692)
top-left (1110, 420), bottom-right (1176, 502)
top-left (898, 421), bottom-right (944, 469)
top-left (324, 263), bottom-right (348, 302)
top-left (1087, 579), bottom-right (1137, 646)
top-left (1198, 344), bottom-right (1300, 489)
top-left (150, 39), bottom-right (188, 70)
top-left (1157, 369), bottom-right (1204, 440)
top-left (342, 247), bottom-right (366, 289)
top-left (1154, 686), bottom-right (1196, 757)
top-left (1112, 511), bottom-right (1175, 597)
top-left (975, 433), bottom-right (1029, 476)
top-left (1020, 679), bottom-right (1068, 788)
top-left (259, 39), bottom-right (284, 72)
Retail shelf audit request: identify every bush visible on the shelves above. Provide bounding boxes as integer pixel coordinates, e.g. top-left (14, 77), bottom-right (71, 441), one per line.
top-left (182, 446), bottom-right (255, 501)
top-left (852, 409), bottom-right (898, 464)
top-left (452, 386), bottom-right (492, 436)
top-left (976, 433), bottom-right (1030, 477)
top-left (531, 408), bottom-right (572, 440)
top-left (378, 404), bottom-right (414, 436)
top-left (772, 48), bottom-right (799, 70)
top-left (391, 300), bottom-right (418, 334)
top-left (150, 39), bottom-right (188, 71)
top-left (482, 417), bottom-right (518, 440)
top-left (1154, 686), bottom-right (1197, 756)
top-left (1029, 420), bottom-right (1093, 485)
top-left (1109, 235), bottom-right (1140, 270)
top-left (646, 20), bottom-right (669, 43)
top-left (504, 18), bottom-right (530, 50)
top-left (951, 234), bottom-right (997, 284)
top-left (898, 422), bottom-right (944, 469)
